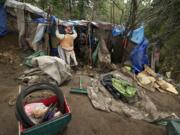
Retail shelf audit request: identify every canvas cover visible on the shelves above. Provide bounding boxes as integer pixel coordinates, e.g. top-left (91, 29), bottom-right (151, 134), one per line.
top-left (5, 0), bottom-right (47, 17)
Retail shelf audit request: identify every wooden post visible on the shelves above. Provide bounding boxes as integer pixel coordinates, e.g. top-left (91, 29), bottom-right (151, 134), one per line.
top-left (91, 0), bottom-right (95, 21)
top-left (47, 5), bottom-right (52, 55)
top-left (88, 23), bottom-right (92, 66)
top-left (110, 1), bottom-right (113, 23)
top-left (69, 0), bottom-right (72, 17)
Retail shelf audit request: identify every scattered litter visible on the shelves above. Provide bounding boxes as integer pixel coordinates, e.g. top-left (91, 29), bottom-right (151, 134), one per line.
top-left (0, 51), bottom-right (17, 64)
top-left (136, 66), bottom-right (178, 95)
top-left (130, 38), bottom-right (149, 74)
top-left (157, 79), bottom-right (178, 94)
top-left (8, 95), bottom-right (17, 106)
top-left (87, 70), bottom-right (178, 122)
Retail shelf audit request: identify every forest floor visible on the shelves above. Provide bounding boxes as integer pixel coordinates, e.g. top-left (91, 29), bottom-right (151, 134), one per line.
top-left (0, 33), bottom-right (180, 135)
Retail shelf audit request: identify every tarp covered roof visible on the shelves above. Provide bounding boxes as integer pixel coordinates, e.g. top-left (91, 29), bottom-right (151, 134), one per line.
top-left (59, 20), bottom-right (117, 30)
top-left (5, 0), bottom-right (47, 17)
top-left (5, 0), bottom-right (118, 30)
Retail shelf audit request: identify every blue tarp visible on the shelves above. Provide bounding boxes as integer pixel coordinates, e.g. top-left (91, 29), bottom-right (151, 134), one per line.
top-left (33, 16), bottom-right (57, 24)
top-left (32, 23), bottom-right (46, 45)
top-left (0, 4), bottom-right (7, 36)
top-left (130, 26), bottom-right (144, 45)
top-left (111, 26), bottom-right (144, 42)
top-left (112, 26), bottom-right (125, 37)
top-left (33, 18), bottom-right (48, 23)
top-left (130, 38), bottom-right (149, 74)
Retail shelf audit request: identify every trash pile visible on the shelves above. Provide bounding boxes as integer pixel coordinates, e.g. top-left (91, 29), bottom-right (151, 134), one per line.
top-left (136, 65), bottom-right (178, 95)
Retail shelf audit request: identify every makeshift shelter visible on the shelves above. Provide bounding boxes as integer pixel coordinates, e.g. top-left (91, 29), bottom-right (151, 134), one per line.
top-left (4, 0), bottom-right (47, 50)
top-left (1, 0), bottom-right (142, 69)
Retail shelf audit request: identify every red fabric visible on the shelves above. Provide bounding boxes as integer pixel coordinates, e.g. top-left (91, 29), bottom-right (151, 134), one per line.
top-left (20, 96), bottom-right (70, 132)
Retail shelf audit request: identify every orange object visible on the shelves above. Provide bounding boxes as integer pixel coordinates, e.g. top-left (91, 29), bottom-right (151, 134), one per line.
top-left (123, 38), bottom-right (128, 48)
top-left (60, 34), bottom-right (74, 51)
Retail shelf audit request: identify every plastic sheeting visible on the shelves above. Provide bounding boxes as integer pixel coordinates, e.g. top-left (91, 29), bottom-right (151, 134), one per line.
top-left (0, 4), bottom-right (7, 36)
top-left (130, 26), bottom-right (144, 45)
top-left (33, 18), bottom-right (48, 23)
top-left (130, 38), bottom-right (149, 74)
top-left (87, 71), bottom-right (177, 122)
top-left (98, 38), bottom-right (111, 66)
top-left (112, 26), bottom-right (125, 37)
top-left (16, 8), bottom-right (25, 48)
top-left (5, 0), bottom-right (47, 17)
top-left (31, 56), bottom-right (72, 85)
top-left (32, 23), bottom-right (46, 49)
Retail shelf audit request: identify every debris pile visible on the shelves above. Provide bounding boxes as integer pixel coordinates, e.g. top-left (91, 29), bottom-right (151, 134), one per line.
top-left (136, 65), bottom-right (178, 94)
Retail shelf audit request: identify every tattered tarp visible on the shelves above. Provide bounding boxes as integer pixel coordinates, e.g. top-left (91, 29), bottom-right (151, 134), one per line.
top-left (131, 26), bottom-right (144, 45)
top-left (31, 56), bottom-right (72, 85)
top-left (60, 20), bottom-right (89, 26)
top-left (19, 56), bottom-right (72, 86)
top-left (112, 26), bottom-right (125, 36)
top-left (130, 38), bottom-right (149, 73)
top-left (0, 4), bottom-right (7, 36)
top-left (92, 21), bottom-right (115, 30)
top-left (87, 70), bottom-right (178, 122)
top-left (5, 0), bottom-right (47, 17)
top-left (58, 20), bottom-right (118, 31)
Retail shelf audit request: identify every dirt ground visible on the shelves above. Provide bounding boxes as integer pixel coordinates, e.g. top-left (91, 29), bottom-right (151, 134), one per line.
top-left (0, 33), bottom-right (180, 135)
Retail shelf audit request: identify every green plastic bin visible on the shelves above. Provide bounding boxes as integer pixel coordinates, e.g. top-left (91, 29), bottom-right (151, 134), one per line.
top-left (167, 120), bottom-right (180, 135)
top-left (19, 96), bottom-right (71, 135)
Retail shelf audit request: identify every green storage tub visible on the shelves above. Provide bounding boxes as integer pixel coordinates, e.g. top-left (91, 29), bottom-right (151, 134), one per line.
top-left (167, 120), bottom-right (180, 135)
top-left (19, 96), bottom-right (71, 135)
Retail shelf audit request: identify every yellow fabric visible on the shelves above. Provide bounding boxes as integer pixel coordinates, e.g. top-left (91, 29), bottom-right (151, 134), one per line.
top-left (60, 34), bottom-right (74, 51)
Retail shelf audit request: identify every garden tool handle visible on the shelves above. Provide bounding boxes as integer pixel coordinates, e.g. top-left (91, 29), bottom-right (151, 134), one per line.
top-left (80, 76), bottom-right (82, 89)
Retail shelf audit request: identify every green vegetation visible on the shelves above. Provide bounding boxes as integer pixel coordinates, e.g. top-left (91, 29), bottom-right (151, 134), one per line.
top-left (139, 0), bottom-right (180, 81)
top-left (23, 0), bottom-right (126, 22)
